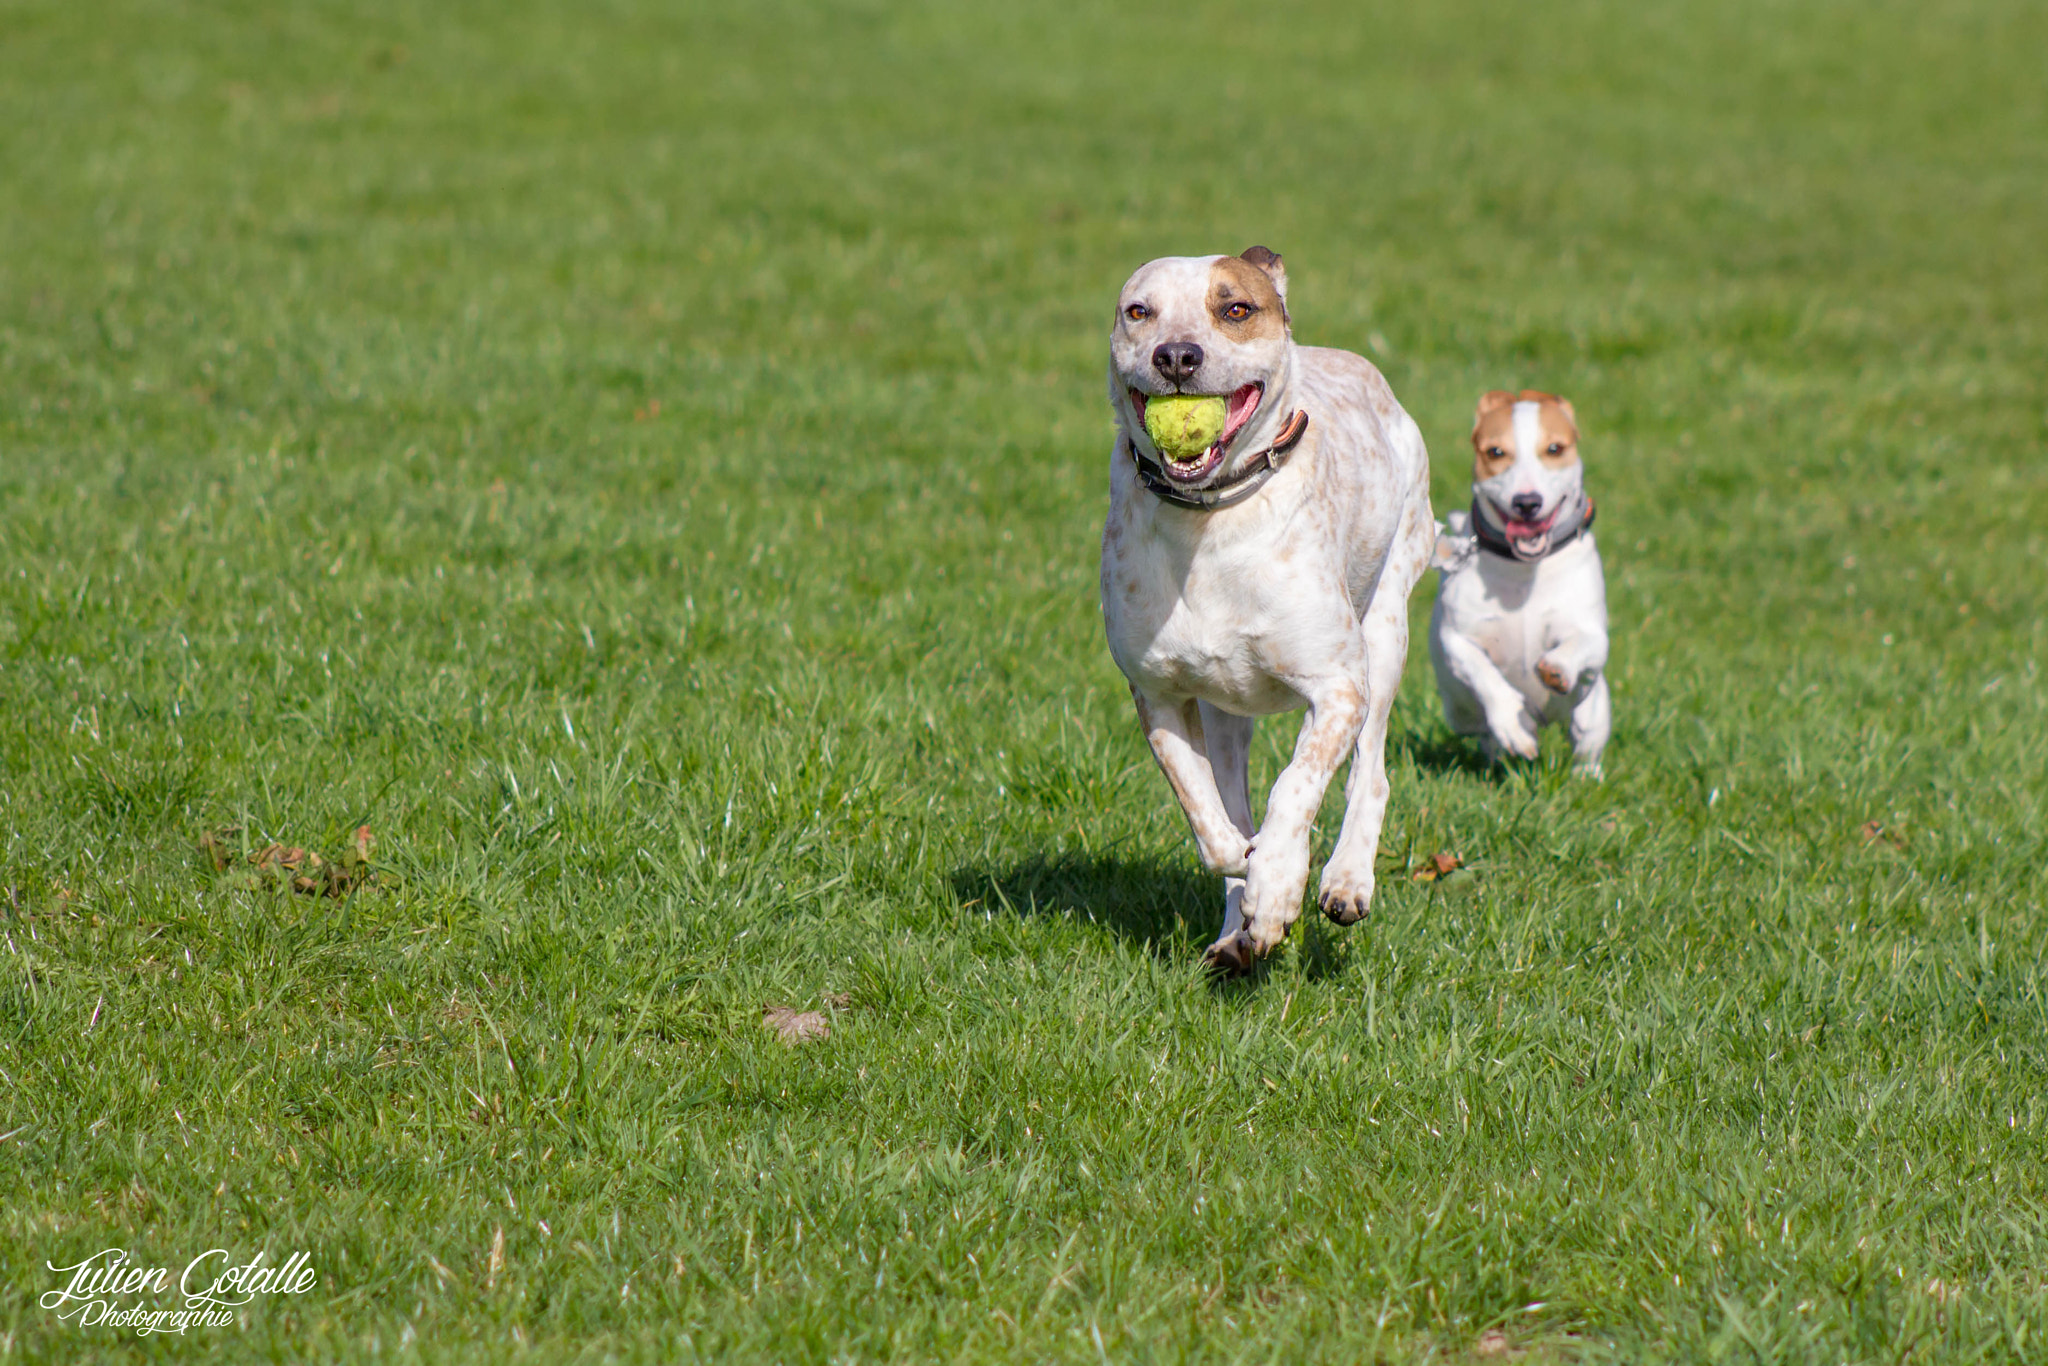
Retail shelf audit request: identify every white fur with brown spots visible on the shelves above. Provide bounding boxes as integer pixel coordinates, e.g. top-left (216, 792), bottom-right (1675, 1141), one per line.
top-left (1100, 248), bottom-right (1435, 972)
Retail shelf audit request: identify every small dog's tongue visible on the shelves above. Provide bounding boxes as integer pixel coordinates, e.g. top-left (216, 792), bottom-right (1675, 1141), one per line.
top-left (1504, 508), bottom-right (1557, 558)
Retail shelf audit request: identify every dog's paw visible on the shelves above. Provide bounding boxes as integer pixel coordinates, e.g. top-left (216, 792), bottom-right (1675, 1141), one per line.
top-left (1317, 865), bottom-right (1376, 926)
top-left (1319, 888), bottom-right (1372, 926)
top-left (1201, 931), bottom-right (1256, 977)
top-left (1242, 912), bottom-right (1292, 958)
top-left (1486, 715), bottom-right (1540, 761)
top-left (1242, 845), bottom-right (1308, 943)
top-left (1536, 654), bottom-right (1575, 695)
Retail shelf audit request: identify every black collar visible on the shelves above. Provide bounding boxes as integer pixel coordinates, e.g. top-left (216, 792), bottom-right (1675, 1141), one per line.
top-left (1471, 494), bottom-right (1596, 561)
top-left (1127, 410), bottom-right (1310, 511)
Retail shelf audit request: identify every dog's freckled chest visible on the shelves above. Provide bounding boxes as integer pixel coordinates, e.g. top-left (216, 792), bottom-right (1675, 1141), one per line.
top-left (1106, 528), bottom-right (1322, 713)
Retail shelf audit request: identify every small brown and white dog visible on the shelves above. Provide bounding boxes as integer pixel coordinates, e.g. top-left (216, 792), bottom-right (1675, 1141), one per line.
top-left (1428, 389), bottom-right (1610, 774)
top-left (1100, 248), bottom-right (1435, 971)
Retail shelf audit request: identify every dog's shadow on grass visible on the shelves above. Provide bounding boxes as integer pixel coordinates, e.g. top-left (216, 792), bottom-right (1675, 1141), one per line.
top-left (947, 853), bottom-right (1355, 986)
top-left (1393, 729), bottom-right (1502, 782)
top-left (951, 853), bottom-right (1214, 956)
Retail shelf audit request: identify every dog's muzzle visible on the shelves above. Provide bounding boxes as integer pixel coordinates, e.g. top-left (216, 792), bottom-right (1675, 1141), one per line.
top-left (1473, 494), bottom-right (1596, 561)
top-left (1128, 383), bottom-right (1265, 486)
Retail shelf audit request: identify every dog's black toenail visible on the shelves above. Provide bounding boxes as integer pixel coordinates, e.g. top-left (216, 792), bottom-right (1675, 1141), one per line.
top-left (1321, 894), bottom-right (1370, 927)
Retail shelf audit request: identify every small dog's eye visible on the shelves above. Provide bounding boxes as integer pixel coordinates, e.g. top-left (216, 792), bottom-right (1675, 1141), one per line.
top-left (1224, 302), bottom-right (1253, 321)
top-left (1546, 442), bottom-right (1565, 455)
top-left (1124, 303), bottom-right (1149, 322)
top-left (1486, 447), bottom-right (1506, 459)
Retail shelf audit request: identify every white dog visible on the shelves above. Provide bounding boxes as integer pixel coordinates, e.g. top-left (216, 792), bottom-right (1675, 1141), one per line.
top-left (1428, 389), bottom-right (1610, 774)
top-left (1099, 248), bottom-right (1435, 971)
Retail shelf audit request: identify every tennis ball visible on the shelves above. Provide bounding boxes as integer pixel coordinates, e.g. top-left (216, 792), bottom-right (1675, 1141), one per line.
top-left (1144, 394), bottom-right (1227, 461)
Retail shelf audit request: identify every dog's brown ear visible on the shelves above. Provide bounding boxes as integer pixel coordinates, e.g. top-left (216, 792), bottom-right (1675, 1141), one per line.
top-left (1474, 387), bottom-right (1523, 419)
top-left (1472, 390), bottom-right (1517, 444)
top-left (1238, 245), bottom-right (1288, 310)
top-left (1552, 396), bottom-right (1577, 428)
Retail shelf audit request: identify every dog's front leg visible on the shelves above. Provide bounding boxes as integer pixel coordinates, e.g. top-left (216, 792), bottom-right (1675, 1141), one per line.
top-left (1240, 678), bottom-right (1367, 956)
top-left (1197, 703), bottom-right (1257, 971)
top-left (1535, 625), bottom-right (1609, 702)
top-left (1436, 629), bottom-right (1538, 760)
top-left (1569, 674), bottom-right (1611, 777)
top-left (1131, 689), bottom-right (1251, 877)
top-left (1319, 583), bottom-right (1419, 926)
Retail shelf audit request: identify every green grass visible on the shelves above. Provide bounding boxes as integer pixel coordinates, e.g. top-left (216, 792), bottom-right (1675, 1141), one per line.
top-left (2, 0), bottom-right (2046, 1360)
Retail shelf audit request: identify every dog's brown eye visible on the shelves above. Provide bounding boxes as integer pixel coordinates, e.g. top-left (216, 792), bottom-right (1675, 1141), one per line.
top-left (1486, 447), bottom-right (1506, 459)
top-left (1546, 442), bottom-right (1565, 455)
top-left (1124, 303), bottom-right (1149, 322)
top-left (1224, 302), bottom-right (1253, 321)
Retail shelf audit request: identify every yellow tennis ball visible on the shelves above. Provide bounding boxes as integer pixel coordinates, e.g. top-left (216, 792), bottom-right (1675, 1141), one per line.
top-left (1144, 395), bottom-right (1227, 460)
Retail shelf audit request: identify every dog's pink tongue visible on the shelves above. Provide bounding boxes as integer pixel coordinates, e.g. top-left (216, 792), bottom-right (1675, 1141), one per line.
top-left (1215, 384), bottom-right (1263, 450)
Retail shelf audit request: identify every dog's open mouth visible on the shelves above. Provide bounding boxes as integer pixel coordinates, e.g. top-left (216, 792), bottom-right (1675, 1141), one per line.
top-left (1130, 383), bottom-right (1263, 485)
top-left (1500, 507), bottom-right (1559, 559)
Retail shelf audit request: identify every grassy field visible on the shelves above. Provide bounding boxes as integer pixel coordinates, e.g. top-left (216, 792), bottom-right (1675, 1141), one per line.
top-left (3, 0), bottom-right (2046, 1360)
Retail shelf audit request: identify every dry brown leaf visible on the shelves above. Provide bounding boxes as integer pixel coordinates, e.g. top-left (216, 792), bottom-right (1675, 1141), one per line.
top-left (762, 1006), bottom-right (830, 1045)
top-left (252, 844), bottom-right (321, 873)
top-left (233, 831), bottom-right (377, 898)
top-left (1411, 852), bottom-right (1464, 882)
top-left (1860, 820), bottom-right (1904, 849)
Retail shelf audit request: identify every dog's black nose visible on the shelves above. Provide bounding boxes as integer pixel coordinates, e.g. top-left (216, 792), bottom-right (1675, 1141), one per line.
top-left (1509, 493), bottom-right (1545, 522)
top-left (1152, 342), bottom-right (1204, 384)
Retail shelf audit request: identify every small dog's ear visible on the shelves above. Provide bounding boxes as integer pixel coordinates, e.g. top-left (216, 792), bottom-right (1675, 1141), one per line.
top-left (1238, 246), bottom-right (1288, 308)
top-left (1472, 390), bottom-right (1517, 443)
top-left (1474, 390), bottom-right (1517, 426)
top-left (1552, 396), bottom-right (1577, 429)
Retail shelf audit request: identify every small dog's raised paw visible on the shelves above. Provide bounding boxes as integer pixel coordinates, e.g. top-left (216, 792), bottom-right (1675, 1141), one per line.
top-left (1536, 656), bottom-right (1573, 694)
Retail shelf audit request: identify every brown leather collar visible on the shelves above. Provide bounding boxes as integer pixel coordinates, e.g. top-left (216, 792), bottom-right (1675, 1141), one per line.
top-left (1128, 410), bottom-right (1310, 510)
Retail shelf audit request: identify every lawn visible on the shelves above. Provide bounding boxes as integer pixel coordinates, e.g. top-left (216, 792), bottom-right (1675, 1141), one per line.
top-left (2, 0), bottom-right (2046, 1360)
